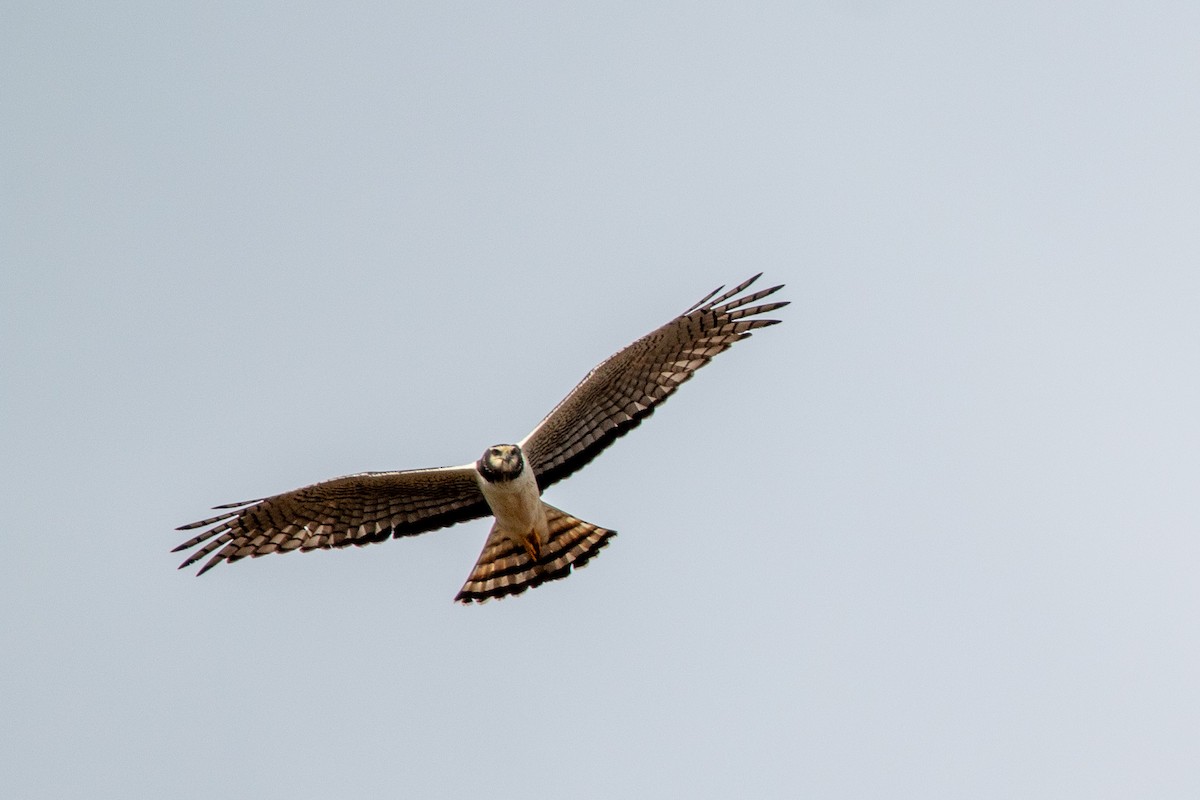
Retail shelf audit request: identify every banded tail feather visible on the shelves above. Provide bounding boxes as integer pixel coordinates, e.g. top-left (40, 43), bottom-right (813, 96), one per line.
top-left (455, 504), bottom-right (616, 604)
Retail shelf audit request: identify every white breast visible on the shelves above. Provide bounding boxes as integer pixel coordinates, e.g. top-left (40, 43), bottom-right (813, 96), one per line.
top-left (477, 466), bottom-right (547, 543)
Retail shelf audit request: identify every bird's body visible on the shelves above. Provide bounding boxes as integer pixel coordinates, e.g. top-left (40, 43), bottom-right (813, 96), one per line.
top-left (475, 444), bottom-right (549, 562)
top-left (175, 274), bottom-right (787, 603)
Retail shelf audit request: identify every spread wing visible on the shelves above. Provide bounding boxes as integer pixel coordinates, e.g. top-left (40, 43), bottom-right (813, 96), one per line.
top-left (174, 465), bottom-right (488, 575)
top-left (520, 273), bottom-right (787, 490)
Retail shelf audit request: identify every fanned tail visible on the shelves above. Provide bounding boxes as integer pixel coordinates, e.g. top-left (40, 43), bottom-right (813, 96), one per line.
top-left (455, 503), bottom-right (616, 604)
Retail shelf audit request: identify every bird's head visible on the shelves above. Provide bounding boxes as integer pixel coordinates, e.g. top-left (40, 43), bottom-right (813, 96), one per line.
top-left (477, 444), bottom-right (525, 483)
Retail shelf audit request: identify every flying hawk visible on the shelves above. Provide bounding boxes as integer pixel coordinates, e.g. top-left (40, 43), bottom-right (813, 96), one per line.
top-left (175, 274), bottom-right (787, 603)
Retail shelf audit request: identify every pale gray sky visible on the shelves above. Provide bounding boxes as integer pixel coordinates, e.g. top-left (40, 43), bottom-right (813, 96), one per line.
top-left (3, 3), bottom-right (1199, 798)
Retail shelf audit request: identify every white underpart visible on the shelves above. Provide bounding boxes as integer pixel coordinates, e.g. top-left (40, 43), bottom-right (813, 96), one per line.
top-left (476, 452), bottom-right (548, 548)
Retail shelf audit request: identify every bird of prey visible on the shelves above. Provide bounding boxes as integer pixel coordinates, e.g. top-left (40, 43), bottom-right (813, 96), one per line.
top-left (175, 274), bottom-right (787, 603)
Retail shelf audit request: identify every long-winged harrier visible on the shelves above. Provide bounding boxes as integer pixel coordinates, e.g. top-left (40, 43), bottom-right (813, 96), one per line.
top-left (175, 274), bottom-right (787, 602)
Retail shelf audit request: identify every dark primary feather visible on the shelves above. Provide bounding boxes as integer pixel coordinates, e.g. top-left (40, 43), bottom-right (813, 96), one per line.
top-left (174, 466), bottom-right (488, 575)
top-left (520, 273), bottom-right (787, 490)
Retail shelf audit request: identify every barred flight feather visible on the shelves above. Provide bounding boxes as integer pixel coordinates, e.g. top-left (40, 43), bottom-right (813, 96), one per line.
top-left (174, 467), bottom-right (489, 575)
top-left (520, 273), bottom-right (787, 491)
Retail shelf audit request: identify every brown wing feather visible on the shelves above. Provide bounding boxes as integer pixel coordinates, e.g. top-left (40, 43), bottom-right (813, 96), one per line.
top-left (520, 274), bottom-right (787, 490)
top-left (174, 466), bottom-right (488, 575)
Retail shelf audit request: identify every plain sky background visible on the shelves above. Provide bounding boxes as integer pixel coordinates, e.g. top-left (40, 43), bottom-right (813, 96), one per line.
top-left (3, 3), bottom-right (1199, 798)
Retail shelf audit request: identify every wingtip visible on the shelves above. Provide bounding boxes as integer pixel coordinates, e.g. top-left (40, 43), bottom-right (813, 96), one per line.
top-left (212, 498), bottom-right (260, 510)
top-left (685, 273), bottom-right (787, 315)
top-left (684, 283), bottom-right (726, 315)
